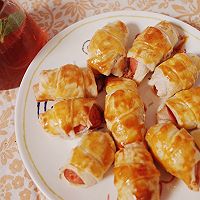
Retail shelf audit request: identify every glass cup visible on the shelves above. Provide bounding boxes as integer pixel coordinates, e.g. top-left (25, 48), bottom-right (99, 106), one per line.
top-left (0, 0), bottom-right (48, 90)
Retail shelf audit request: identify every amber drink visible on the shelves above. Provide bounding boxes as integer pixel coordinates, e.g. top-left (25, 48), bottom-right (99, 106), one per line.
top-left (0, 0), bottom-right (48, 89)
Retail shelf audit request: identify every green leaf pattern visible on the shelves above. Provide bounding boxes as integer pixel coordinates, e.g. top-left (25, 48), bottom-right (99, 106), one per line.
top-left (0, 11), bottom-right (25, 43)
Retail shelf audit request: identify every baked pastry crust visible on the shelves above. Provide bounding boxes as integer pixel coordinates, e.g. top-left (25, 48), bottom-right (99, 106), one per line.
top-left (149, 53), bottom-right (200, 98)
top-left (39, 98), bottom-right (102, 138)
top-left (105, 77), bottom-right (145, 148)
top-left (114, 143), bottom-right (160, 200)
top-left (62, 131), bottom-right (116, 187)
top-left (33, 64), bottom-right (97, 101)
top-left (127, 21), bottom-right (178, 71)
top-left (165, 87), bottom-right (200, 129)
top-left (87, 21), bottom-right (128, 76)
top-left (146, 122), bottom-right (200, 191)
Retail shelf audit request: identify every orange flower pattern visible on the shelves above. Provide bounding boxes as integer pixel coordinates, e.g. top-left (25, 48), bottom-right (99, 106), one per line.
top-left (0, 175), bottom-right (13, 200)
top-left (12, 176), bottom-right (24, 189)
top-left (1, 0), bottom-right (200, 199)
top-left (19, 188), bottom-right (31, 200)
top-left (9, 159), bottom-right (23, 174)
top-left (0, 108), bottom-right (12, 136)
top-left (0, 134), bottom-right (17, 165)
top-left (19, 0), bottom-right (200, 39)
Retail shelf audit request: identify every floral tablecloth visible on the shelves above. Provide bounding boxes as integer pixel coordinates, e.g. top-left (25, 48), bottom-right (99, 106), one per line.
top-left (1, 0), bottom-right (200, 199)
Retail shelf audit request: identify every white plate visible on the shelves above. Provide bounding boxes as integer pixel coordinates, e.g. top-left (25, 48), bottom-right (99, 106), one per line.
top-left (15, 11), bottom-right (200, 200)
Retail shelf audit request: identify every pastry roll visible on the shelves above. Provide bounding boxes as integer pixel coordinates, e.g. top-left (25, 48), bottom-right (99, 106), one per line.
top-left (114, 143), bottom-right (160, 200)
top-left (127, 21), bottom-right (179, 83)
top-left (157, 87), bottom-right (200, 129)
top-left (39, 98), bottom-right (103, 138)
top-left (146, 122), bottom-right (200, 191)
top-left (149, 53), bottom-right (200, 98)
top-left (105, 77), bottom-right (145, 148)
top-left (33, 64), bottom-right (97, 101)
top-left (61, 131), bottom-right (116, 187)
top-left (87, 21), bottom-right (128, 76)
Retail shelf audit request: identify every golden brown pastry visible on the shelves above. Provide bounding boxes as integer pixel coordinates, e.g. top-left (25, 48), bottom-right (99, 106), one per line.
top-left (190, 129), bottom-right (200, 149)
top-left (149, 53), bottom-right (200, 98)
top-left (105, 77), bottom-right (145, 148)
top-left (146, 122), bottom-right (200, 191)
top-left (33, 64), bottom-right (97, 101)
top-left (61, 131), bottom-right (116, 187)
top-left (87, 21), bottom-right (128, 76)
top-left (157, 87), bottom-right (200, 129)
top-left (114, 142), bottom-right (160, 200)
top-left (39, 98), bottom-right (103, 138)
top-left (127, 21), bottom-right (179, 83)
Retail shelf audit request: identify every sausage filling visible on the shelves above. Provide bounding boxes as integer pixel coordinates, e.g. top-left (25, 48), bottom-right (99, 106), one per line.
top-left (89, 104), bottom-right (103, 128)
top-left (166, 106), bottom-right (177, 124)
top-left (129, 57), bottom-right (138, 75)
top-left (73, 104), bottom-right (103, 134)
top-left (64, 169), bottom-right (84, 185)
top-left (73, 125), bottom-right (86, 134)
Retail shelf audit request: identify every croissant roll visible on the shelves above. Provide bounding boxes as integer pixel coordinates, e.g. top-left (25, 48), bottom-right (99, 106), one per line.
top-left (148, 53), bottom-right (200, 98)
top-left (61, 131), bottom-right (116, 187)
top-left (127, 21), bottom-right (179, 83)
top-left (39, 98), bottom-right (103, 138)
top-left (33, 64), bottom-right (98, 101)
top-left (157, 87), bottom-right (200, 129)
top-left (114, 143), bottom-right (160, 200)
top-left (105, 77), bottom-right (145, 148)
top-left (145, 122), bottom-right (200, 191)
top-left (87, 21), bottom-right (128, 77)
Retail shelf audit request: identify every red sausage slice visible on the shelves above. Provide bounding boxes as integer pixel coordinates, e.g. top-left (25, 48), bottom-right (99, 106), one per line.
top-left (89, 104), bottom-right (103, 128)
top-left (74, 125), bottom-right (86, 134)
top-left (73, 104), bottom-right (103, 134)
top-left (64, 169), bottom-right (84, 185)
top-left (129, 58), bottom-right (138, 75)
top-left (166, 106), bottom-right (177, 124)
top-left (123, 58), bottom-right (138, 79)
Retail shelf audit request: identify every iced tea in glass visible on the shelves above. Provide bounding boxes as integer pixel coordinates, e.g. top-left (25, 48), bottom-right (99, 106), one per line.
top-left (0, 0), bottom-right (48, 90)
